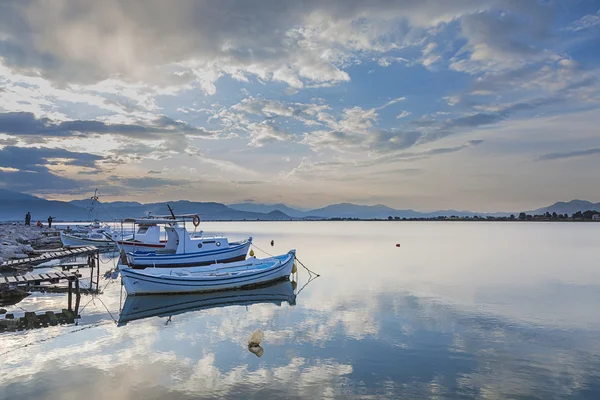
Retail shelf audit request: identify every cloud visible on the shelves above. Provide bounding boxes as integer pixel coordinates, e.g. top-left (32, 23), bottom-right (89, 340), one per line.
top-left (396, 111), bottom-right (412, 119)
top-left (0, 112), bottom-right (216, 140)
top-left (108, 176), bottom-right (191, 188)
top-left (537, 148), bottom-right (600, 161)
top-left (0, 0), bottom-right (555, 93)
top-left (564, 10), bottom-right (600, 32)
top-left (0, 146), bottom-right (102, 191)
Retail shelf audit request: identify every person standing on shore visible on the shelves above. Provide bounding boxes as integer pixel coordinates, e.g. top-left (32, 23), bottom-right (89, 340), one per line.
top-left (47, 216), bottom-right (54, 228)
top-left (25, 212), bottom-right (31, 226)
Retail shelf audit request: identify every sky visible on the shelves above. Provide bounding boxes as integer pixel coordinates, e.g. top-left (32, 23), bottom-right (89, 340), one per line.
top-left (0, 0), bottom-right (599, 212)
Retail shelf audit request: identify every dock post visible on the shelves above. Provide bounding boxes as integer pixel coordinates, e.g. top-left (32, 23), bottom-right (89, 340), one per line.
top-left (89, 254), bottom-right (94, 292)
top-left (74, 278), bottom-right (81, 317)
top-left (67, 280), bottom-right (73, 311)
top-left (96, 252), bottom-right (100, 292)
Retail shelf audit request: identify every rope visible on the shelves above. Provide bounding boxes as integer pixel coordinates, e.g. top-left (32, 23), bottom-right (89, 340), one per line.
top-left (251, 243), bottom-right (274, 257)
top-left (296, 257), bottom-right (320, 278)
top-left (0, 320), bottom-right (113, 357)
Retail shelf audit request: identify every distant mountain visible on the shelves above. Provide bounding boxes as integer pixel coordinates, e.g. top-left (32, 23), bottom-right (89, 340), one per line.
top-left (1, 189), bottom-right (599, 221)
top-left (0, 189), bottom-right (90, 221)
top-left (228, 202), bottom-right (306, 218)
top-left (529, 200), bottom-right (600, 216)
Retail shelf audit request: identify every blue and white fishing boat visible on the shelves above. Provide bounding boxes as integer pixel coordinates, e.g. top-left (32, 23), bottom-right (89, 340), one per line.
top-left (118, 280), bottom-right (296, 326)
top-left (119, 249), bottom-right (296, 295)
top-left (126, 222), bottom-right (252, 268)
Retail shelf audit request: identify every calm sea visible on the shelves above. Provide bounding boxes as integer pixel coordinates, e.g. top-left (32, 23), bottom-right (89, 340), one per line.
top-left (2, 221), bottom-right (600, 399)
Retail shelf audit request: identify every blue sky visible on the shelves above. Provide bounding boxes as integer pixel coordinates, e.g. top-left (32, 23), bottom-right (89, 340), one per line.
top-left (0, 0), bottom-right (599, 212)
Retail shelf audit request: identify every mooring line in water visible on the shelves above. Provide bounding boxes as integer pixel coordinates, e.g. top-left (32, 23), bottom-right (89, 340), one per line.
top-left (295, 257), bottom-right (320, 278)
top-left (0, 320), bottom-right (114, 357)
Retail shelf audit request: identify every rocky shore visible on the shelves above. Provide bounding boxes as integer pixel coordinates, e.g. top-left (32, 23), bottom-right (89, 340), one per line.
top-left (0, 224), bottom-right (61, 265)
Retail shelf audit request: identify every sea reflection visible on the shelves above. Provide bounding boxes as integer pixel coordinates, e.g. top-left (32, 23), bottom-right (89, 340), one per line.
top-left (2, 222), bottom-right (600, 399)
top-left (118, 280), bottom-right (297, 326)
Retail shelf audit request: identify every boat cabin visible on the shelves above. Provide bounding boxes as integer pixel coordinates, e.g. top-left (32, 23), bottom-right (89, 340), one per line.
top-left (163, 225), bottom-right (229, 254)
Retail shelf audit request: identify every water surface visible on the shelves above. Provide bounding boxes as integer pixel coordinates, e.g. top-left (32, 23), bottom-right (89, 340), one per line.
top-left (2, 222), bottom-right (600, 399)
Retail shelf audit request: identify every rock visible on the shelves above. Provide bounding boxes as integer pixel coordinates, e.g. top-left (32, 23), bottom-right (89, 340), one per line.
top-left (0, 308), bottom-right (7, 314)
top-left (248, 345), bottom-right (264, 358)
top-left (248, 329), bottom-right (263, 347)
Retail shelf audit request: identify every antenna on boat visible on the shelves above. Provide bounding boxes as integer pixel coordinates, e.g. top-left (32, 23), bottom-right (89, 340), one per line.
top-left (166, 204), bottom-right (176, 219)
top-left (88, 188), bottom-right (99, 221)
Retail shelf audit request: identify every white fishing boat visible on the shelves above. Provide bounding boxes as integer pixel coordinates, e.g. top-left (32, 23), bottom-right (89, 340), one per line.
top-left (119, 249), bottom-right (296, 295)
top-left (113, 217), bottom-right (204, 253)
top-left (118, 280), bottom-right (296, 326)
top-left (114, 219), bottom-right (167, 253)
top-left (60, 227), bottom-right (117, 248)
top-left (125, 221), bottom-right (252, 268)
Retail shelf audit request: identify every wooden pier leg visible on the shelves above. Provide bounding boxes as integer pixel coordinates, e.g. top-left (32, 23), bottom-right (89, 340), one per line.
top-left (74, 278), bottom-right (81, 317)
top-left (68, 280), bottom-right (73, 311)
top-left (89, 254), bottom-right (94, 291)
top-left (96, 253), bottom-right (100, 292)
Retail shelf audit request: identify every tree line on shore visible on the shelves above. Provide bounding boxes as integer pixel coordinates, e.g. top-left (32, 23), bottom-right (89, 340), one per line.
top-left (327, 210), bottom-right (600, 221)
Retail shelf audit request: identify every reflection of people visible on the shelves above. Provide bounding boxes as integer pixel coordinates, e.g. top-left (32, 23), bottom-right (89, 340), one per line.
top-left (25, 212), bottom-right (31, 226)
top-left (47, 216), bottom-right (54, 228)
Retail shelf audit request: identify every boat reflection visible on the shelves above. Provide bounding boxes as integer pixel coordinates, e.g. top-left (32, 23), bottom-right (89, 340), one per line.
top-left (118, 279), bottom-right (297, 326)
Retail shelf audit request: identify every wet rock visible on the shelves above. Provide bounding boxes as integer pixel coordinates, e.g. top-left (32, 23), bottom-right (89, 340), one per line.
top-left (248, 345), bottom-right (264, 358)
top-left (0, 308), bottom-right (7, 314)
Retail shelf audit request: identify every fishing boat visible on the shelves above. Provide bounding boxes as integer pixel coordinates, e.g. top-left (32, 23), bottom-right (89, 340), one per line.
top-left (114, 217), bottom-right (203, 253)
top-left (119, 249), bottom-right (296, 295)
top-left (60, 227), bottom-right (117, 248)
top-left (125, 221), bottom-right (252, 268)
top-left (118, 280), bottom-right (296, 326)
top-left (114, 219), bottom-right (167, 253)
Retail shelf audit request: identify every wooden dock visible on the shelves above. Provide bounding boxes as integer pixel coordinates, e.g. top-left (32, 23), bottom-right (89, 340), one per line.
top-left (0, 246), bottom-right (99, 270)
top-left (0, 271), bottom-right (80, 289)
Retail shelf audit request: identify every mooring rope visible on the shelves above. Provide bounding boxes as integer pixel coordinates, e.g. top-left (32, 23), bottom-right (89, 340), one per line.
top-left (251, 243), bottom-right (320, 277)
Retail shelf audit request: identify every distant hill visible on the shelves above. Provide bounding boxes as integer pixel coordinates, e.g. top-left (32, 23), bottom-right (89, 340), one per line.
top-left (0, 190), bottom-right (90, 221)
top-left (528, 200), bottom-right (600, 216)
top-left (1, 189), bottom-right (599, 221)
top-left (228, 202), bottom-right (306, 218)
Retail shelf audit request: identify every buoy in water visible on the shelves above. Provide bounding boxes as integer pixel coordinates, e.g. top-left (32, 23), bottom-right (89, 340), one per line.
top-left (395, 243), bottom-right (401, 247)
top-left (292, 262), bottom-right (297, 274)
top-left (249, 249), bottom-right (255, 257)
top-left (270, 240), bottom-right (274, 246)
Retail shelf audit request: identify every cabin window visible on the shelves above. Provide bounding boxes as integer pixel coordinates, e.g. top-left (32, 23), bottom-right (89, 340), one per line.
top-left (197, 243), bottom-right (203, 248)
top-left (216, 241), bottom-right (221, 247)
top-left (137, 227), bottom-right (148, 234)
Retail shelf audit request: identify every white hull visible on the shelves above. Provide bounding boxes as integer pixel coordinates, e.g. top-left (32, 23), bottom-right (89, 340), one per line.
top-left (120, 250), bottom-right (296, 295)
top-left (60, 232), bottom-right (116, 248)
top-left (117, 240), bottom-right (166, 254)
top-left (126, 239), bottom-right (252, 267)
top-left (118, 280), bottom-right (295, 325)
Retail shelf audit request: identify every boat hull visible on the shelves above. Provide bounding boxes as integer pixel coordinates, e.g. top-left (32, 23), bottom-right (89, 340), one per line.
top-left (120, 251), bottom-right (295, 295)
top-left (126, 239), bottom-right (252, 268)
top-left (117, 240), bottom-right (166, 254)
top-left (60, 232), bottom-right (116, 248)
